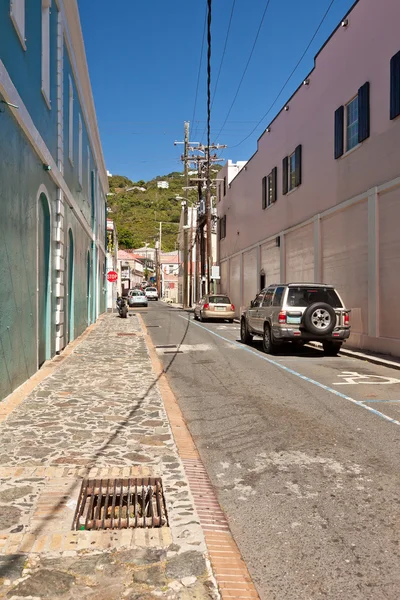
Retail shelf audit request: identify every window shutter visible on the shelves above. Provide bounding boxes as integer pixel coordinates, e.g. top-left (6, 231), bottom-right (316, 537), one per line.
top-left (334, 105), bottom-right (344, 159)
top-left (390, 51), bottom-right (400, 120)
top-left (294, 145), bottom-right (302, 187)
top-left (271, 167), bottom-right (277, 202)
top-left (262, 176), bottom-right (267, 209)
top-left (223, 215), bottom-right (226, 238)
top-left (358, 82), bottom-right (370, 142)
top-left (282, 157), bottom-right (288, 195)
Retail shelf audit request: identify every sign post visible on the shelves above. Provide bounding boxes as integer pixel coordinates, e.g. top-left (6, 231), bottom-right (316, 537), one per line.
top-left (107, 271), bottom-right (118, 314)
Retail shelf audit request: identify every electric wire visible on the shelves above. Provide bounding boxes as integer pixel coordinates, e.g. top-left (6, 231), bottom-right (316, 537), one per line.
top-left (200, 0), bottom-right (236, 143)
top-left (191, 6), bottom-right (208, 141)
top-left (214, 0), bottom-right (272, 143)
top-left (231, 0), bottom-right (336, 148)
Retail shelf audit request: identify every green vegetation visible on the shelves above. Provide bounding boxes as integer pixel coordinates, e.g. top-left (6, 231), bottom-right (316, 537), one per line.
top-left (107, 167), bottom-right (222, 251)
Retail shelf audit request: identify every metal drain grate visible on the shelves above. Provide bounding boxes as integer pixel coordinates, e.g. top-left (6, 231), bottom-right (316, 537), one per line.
top-left (72, 478), bottom-right (168, 530)
top-left (155, 345), bottom-right (177, 349)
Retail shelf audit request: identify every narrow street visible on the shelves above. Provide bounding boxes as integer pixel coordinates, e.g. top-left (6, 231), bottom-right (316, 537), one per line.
top-left (142, 301), bottom-right (400, 600)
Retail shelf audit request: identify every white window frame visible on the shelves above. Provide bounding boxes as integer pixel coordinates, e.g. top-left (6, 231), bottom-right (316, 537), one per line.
top-left (10, 0), bottom-right (26, 50)
top-left (345, 95), bottom-right (359, 152)
top-left (87, 146), bottom-right (90, 199)
top-left (68, 75), bottom-right (74, 165)
top-left (288, 152), bottom-right (296, 191)
top-left (41, 0), bottom-right (51, 108)
top-left (78, 114), bottom-right (83, 186)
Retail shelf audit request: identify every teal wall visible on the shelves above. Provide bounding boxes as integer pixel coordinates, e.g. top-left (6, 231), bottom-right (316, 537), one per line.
top-left (0, 0), bottom-right (59, 159)
top-left (0, 101), bottom-right (57, 399)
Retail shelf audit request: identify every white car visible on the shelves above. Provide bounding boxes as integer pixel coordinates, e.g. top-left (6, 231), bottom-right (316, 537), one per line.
top-left (145, 287), bottom-right (159, 301)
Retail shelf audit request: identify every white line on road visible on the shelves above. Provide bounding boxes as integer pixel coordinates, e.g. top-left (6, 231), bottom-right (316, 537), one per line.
top-left (179, 316), bottom-right (400, 427)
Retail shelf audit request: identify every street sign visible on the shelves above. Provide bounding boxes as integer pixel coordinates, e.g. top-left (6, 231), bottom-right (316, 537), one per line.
top-left (107, 270), bottom-right (118, 283)
top-left (211, 266), bottom-right (220, 280)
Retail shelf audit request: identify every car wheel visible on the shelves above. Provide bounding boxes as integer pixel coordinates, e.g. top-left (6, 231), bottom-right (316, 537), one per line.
top-left (303, 302), bottom-right (336, 336)
top-left (240, 318), bottom-right (253, 344)
top-left (262, 324), bottom-right (276, 354)
top-left (194, 312), bottom-right (199, 321)
top-left (323, 341), bottom-right (342, 356)
top-left (228, 319), bottom-right (233, 324)
top-left (199, 311), bottom-right (205, 322)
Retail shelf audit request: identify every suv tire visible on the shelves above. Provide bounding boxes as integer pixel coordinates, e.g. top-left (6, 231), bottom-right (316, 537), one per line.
top-left (303, 302), bottom-right (336, 336)
top-left (323, 341), bottom-right (342, 356)
top-left (262, 324), bottom-right (277, 354)
top-left (240, 318), bottom-right (253, 344)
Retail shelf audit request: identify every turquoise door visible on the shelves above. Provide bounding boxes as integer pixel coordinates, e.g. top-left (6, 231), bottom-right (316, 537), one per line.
top-left (87, 251), bottom-right (91, 325)
top-left (66, 229), bottom-right (74, 343)
top-left (38, 194), bottom-right (50, 367)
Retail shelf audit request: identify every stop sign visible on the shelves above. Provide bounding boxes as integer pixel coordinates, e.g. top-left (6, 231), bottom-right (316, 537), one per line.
top-left (107, 270), bottom-right (118, 283)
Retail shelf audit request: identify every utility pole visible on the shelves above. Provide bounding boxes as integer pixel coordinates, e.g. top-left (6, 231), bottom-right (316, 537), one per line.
top-left (182, 121), bottom-right (189, 308)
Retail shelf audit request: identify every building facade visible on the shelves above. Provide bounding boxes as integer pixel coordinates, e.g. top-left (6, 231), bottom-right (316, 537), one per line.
top-left (0, 0), bottom-right (108, 401)
top-left (106, 219), bottom-right (118, 309)
top-left (117, 250), bottom-right (145, 294)
top-left (217, 0), bottom-right (400, 358)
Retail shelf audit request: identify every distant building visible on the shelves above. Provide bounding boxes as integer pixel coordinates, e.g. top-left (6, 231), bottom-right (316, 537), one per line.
top-left (117, 250), bottom-right (146, 294)
top-left (157, 181), bottom-right (169, 189)
top-left (0, 0), bottom-right (108, 401)
top-left (160, 252), bottom-right (179, 302)
top-left (107, 170), bottom-right (113, 177)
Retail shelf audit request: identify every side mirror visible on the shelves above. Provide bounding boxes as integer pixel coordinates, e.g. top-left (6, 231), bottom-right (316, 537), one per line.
top-left (250, 300), bottom-right (255, 308)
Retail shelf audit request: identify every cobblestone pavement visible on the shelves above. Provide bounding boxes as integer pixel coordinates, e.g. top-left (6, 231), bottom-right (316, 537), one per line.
top-left (0, 313), bottom-right (219, 600)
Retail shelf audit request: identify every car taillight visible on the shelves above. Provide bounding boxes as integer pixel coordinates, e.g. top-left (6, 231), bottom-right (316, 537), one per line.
top-left (278, 311), bottom-right (287, 324)
top-left (344, 313), bottom-right (350, 325)
top-left (231, 304), bottom-right (235, 310)
top-left (204, 303), bottom-right (209, 309)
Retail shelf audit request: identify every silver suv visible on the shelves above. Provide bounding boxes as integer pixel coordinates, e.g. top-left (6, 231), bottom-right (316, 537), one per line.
top-left (240, 283), bottom-right (350, 356)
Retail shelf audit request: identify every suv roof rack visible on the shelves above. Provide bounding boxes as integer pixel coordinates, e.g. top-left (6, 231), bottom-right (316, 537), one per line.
top-left (287, 282), bottom-right (332, 287)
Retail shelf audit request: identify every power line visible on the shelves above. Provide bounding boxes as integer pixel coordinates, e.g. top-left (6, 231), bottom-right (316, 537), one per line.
top-left (200, 0), bottom-right (236, 144)
top-left (231, 0), bottom-right (336, 149)
top-left (191, 6), bottom-right (208, 141)
top-left (214, 0), bottom-right (272, 142)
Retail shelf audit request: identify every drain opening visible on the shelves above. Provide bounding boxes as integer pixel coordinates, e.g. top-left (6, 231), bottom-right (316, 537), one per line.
top-left (147, 325), bottom-right (161, 328)
top-left (72, 478), bottom-right (168, 530)
top-left (164, 351), bottom-right (184, 354)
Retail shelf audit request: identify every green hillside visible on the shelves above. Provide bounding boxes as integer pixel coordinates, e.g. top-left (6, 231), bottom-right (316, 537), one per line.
top-left (107, 167), bottom-right (222, 252)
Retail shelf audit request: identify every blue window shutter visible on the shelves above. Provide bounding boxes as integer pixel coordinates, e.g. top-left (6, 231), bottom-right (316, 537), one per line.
top-left (334, 106), bottom-right (344, 159)
top-left (282, 157), bottom-right (288, 195)
top-left (294, 145), bottom-right (302, 187)
top-left (262, 176), bottom-right (267, 209)
top-left (390, 51), bottom-right (400, 120)
top-left (358, 82), bottom-right (370, 143)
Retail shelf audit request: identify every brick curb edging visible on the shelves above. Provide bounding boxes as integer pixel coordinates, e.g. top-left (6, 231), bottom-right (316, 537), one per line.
top-left (138, 314), bottom-right (260, 600)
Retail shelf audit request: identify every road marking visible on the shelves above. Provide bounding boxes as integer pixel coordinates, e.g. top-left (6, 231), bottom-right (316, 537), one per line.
top-left (362, 399), bottom-right (400, 403)
top-left (333, 371), bottom-right (400, 386)
top-left (179, 316), bottom-right (400, 427)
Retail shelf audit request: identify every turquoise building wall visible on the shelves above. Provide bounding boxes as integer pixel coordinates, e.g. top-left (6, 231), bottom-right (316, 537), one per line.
top-left (0, 0), bottom-right (107, 401)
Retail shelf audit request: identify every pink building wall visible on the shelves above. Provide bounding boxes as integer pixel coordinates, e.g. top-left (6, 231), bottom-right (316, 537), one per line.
top-left (217, 0), bottom-right (400, 357)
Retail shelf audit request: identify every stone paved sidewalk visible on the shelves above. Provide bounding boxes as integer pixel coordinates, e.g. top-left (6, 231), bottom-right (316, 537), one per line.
top-left (0, 313), bottom-right (219, 600)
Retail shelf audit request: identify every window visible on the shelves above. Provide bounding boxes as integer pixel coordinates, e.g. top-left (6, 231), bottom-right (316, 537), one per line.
top-left (223, 177), bottom-right (226, 196)
top-left (10, 0), bottom-right (26, 49)
top-left (282, 146), bottom-right (302, 194)
top-left (286, 287), bottom-right (342, 308)
top-left (41, 0), bottom-right (51, 106)
top-left (346, 96), bottom-right (358, 151)
top-left (68, 76), bottom-right (74, 164)
top-left (262, 167), bottom-right (277, 209)
top-left (262, 289), bottom-right (274, 307)
top-left (87, 146), bottom-right (90, 198)
top-left (272, 286), bottom-right (284, 307)
top-left (209, 296), bottom-right (231, 304)
top-left (219, 215), bottom-right (226, 240)
top-left (78, 114), bottom-right (83, 185)
top-left (390, 50), bottom-right (400, 120)
top-left (334, 82), bottom-right (370, 158)
top-left (253, 293), bottom-right (264, 307)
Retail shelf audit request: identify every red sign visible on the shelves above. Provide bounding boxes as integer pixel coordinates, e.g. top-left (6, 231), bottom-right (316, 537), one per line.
top-left (107, 270), bottom-right (118, 283)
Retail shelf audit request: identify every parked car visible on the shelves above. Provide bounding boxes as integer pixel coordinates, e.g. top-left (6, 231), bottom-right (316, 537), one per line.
top-left (144, 287), bottom-right (159, 301)
top-left (194, 295), bottom-right (235, 322)
top-left (240, 283), bottom-right (350, 356)
top-left (128, 289), bottom-right (148, 307)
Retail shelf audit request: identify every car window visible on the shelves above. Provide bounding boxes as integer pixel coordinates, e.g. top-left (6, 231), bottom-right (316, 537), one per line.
top-left (262, 289), bottom-right (274, 307)
top-left (272, 286), bottom-right (284, 306)
top-left (253, 293), bottom-right (264, 307)
top-left (146, 287), bottom-right (157, 292)
top-left (209, 296), bottom-right (231, 304)
top-left (286, 287), bottom-right (343, 308)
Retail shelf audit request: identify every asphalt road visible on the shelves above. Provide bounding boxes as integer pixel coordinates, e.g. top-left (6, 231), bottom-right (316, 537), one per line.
top-left (140, 302), bottom-right (400, 600)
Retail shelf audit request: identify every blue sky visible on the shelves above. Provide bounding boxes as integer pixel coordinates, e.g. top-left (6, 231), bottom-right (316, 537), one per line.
top-left (78, 0), bottom-right (355, 182)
